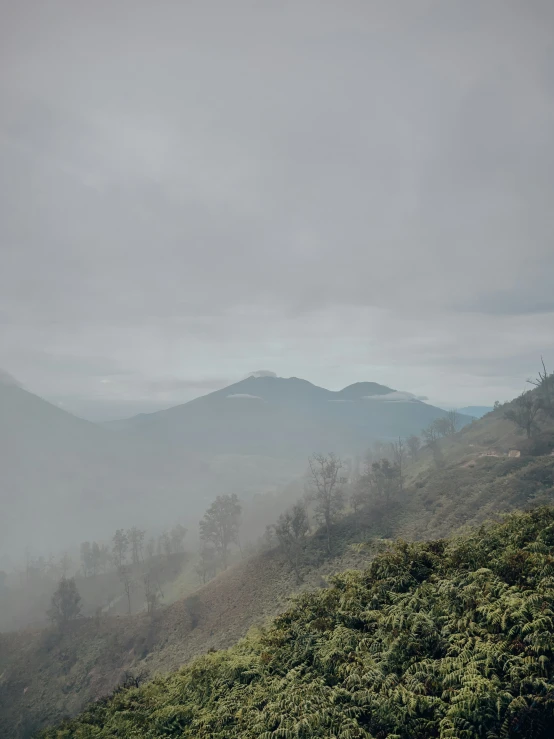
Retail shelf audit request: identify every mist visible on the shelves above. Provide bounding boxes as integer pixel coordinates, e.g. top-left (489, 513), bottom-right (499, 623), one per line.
top-left (1, 2), bottom-right (554, 737)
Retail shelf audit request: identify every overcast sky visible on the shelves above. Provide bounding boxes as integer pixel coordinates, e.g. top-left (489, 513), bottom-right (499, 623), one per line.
top-left (1, 0), bottom-right (553, 420)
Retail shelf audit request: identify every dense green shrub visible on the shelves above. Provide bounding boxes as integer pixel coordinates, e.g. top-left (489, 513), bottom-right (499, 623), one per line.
top-left (40, 508), bottom-right (554, 738)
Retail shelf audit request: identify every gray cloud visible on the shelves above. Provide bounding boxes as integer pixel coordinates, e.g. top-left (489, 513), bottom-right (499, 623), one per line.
top-left (1, 0), bottom-right (553, 416)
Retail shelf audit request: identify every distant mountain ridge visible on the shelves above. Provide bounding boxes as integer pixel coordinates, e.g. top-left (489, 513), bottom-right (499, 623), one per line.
top-left (0, 370), bottom-right (472, 558)
top-left (107, 374), bottom-right (471, 460)
top-left (457, 405), bottom-right (494, 418)
top-left (108, 376), bottom-right (405, 428)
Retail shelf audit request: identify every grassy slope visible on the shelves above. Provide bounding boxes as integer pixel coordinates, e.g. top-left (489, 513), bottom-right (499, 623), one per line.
top-left (39, 508), bottom-right (554, 739)
top-left (397, 407), bottom-right (554, 539)
top-left (3, 404), bottom-right (554, 736)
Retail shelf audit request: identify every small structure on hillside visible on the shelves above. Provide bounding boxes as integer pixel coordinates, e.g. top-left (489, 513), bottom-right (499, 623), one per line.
top-left (508, 449), bottom-right (521, 458)
top-left (481, 449), bottom-right (502, 457)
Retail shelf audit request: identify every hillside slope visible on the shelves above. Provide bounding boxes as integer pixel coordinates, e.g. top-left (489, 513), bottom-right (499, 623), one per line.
top-left (0, 537), bottom-right (371, 738)
top-left (396, 402), bottom-right (554, 540)
top-left (38, 508), bottom-right (554, 739)
top-left (3, 397), bottom-right (554, 736)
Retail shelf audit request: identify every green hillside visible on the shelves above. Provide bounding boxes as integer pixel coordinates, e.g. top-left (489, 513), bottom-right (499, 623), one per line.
top-left (40, 508), bottom-right (554, 738)
top-left (3, 388), bottom-right (554, 737)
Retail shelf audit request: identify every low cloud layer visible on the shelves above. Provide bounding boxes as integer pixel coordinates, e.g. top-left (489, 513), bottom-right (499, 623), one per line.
top-left (1, 0), bottom-right (553, 418)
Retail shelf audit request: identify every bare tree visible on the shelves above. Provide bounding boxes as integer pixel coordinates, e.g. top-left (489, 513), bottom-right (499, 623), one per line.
top-left (504, 391), bottom-right (542, 438)
top-left (112, 529), bottom-right (128, 568)
top-left (429, 412), bottom-right (460, 440)
top-left (528, 358), bottom-right (554, 419)
top-left (195, 543), bottom-right (218, 584)
top-left (48, 577), bottom-right (81, 630)
top-left (127, 527), bottom-right (146, 565)
top-left (446, 409), bottom-right (460, 435)
top-left (406, 434), bottom-right (421, 462)
top-left (274, 503), bottom-right (310, 582)
top-left (422, 422), bottom-right (444, 468)
top-left (432, 417), bottom-right (451, 438)
top-left (390, 437), bottom-right (406, 491)
top-left (199, 494), bottom-right (242, 569)
top-left (307, 453), bottom-right (344, 554)
top-left (117, 565), bottom-right (135, 615)
top-left (143, 570), bottom-right (163, 615)
top-left (422, 422), bottom-right (440, 446)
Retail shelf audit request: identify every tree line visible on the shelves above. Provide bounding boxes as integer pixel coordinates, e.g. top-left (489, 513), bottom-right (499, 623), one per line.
top-left (47, 496), bottom-right (248, 629)
top-left (46, 523), bottom-right (187, 628)
top-left (81, 523), bottom-right (187, 576)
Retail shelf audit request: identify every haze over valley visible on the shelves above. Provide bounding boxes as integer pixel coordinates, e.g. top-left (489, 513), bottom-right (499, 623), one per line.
top-left (2, 2), bottom-right (554, 737)
top-left (0, 367), bottom-right (472, 562)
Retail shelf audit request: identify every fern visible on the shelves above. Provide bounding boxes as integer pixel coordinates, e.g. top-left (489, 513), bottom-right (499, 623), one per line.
top-left (39, 508), bottom-right (554, 739)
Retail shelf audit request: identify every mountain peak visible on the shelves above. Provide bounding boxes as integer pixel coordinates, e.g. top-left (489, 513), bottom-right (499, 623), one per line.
top-left (337, 382), bottom-right (394, 399)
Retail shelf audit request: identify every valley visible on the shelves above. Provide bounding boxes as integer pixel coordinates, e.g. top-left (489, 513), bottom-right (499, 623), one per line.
top-left (2, 382), bottom-right (554, 737)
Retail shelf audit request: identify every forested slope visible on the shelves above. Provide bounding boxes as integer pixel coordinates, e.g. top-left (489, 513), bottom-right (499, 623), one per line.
top-left (40, 508), bottom-right (554, 739)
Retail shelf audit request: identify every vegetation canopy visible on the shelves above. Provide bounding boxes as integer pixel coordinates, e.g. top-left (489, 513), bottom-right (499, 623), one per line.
top-left (40, 507), bottom-right (554, 739)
